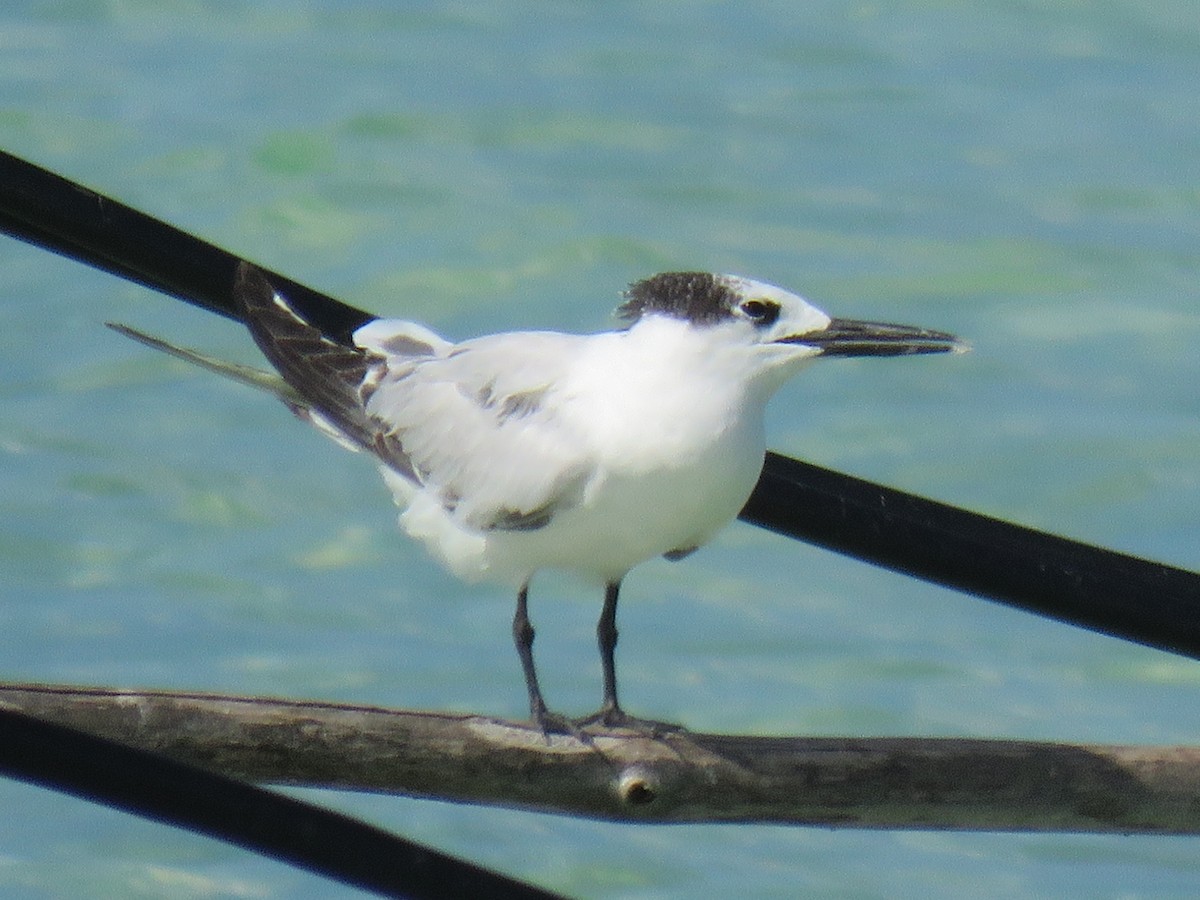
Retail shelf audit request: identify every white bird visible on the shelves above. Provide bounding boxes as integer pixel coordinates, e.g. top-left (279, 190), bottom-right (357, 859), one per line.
top-left (112, 263), bottom-right (965, 734)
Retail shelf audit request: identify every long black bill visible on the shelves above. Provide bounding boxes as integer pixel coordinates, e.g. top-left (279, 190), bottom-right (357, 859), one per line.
top-left (782, 318), bottom-right (966, 357)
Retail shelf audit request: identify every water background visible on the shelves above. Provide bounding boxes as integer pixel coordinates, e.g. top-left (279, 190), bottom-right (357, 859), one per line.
top-left (1, 1), bottom-right (1198, 897)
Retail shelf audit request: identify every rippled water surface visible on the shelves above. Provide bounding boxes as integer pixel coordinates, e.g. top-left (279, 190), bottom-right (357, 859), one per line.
top-left (1, 2), bottom-right (1198, 897)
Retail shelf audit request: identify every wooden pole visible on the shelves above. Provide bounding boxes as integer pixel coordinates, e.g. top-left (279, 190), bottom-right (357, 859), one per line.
top-left (5, 683), bottom-right (1199, 834)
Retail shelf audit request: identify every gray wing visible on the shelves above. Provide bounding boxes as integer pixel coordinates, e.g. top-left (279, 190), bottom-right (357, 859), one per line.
top-left (236, 264), bottom-right (594, 531)
top-left (363, 330), bottom-right (595, 532)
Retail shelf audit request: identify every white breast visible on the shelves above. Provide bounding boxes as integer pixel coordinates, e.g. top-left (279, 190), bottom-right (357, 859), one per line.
top-left (383, 316), bottom-right (772, 588)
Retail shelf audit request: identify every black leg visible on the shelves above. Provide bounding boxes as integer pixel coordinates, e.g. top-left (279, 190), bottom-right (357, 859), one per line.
top-left (512, 584), bottom-right (578, 737)
top-left (578, 580), bottom-right (683, 735)
top-left (577, 581), bottom-right (627, 727)
top-left (512, 584), bottom-right (548, 725)
top-left (596, 580), bottom-right (622, 722)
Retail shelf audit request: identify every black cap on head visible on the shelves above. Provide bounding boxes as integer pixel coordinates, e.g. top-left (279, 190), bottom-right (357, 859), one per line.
top-left (617, 273), bottom-right (739, 326)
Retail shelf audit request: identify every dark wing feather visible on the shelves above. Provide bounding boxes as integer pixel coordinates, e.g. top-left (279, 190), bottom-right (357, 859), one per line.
top-left (237, 264), bottom-right (595, 533)
top-left (234, 262), bottom-right (416, 479)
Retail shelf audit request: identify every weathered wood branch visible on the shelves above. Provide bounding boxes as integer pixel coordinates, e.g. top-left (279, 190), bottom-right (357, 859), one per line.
top-left (3, 683), bottom-right (1198, 834)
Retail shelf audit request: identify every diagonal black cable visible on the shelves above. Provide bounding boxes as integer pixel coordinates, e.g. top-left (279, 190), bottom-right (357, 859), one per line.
top-left (745, 454), bottom-right (1200, 657)
top-left (1, 147), bottom-right (1197, 664)
top-left (0, 708), bottom-right (562, 900)
top-left (0, 150), bottom-right (372, 344)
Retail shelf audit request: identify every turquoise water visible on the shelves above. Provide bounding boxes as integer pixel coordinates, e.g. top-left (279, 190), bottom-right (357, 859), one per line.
top-left (2, 1), bottom-right (1198, 896)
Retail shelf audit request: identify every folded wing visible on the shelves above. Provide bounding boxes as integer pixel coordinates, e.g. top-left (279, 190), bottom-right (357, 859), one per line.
top-left (235, 264), bottom-right (594, 532)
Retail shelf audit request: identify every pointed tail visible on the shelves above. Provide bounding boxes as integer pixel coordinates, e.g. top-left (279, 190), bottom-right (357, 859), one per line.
top-left (106, 322), bottom-right (303, 405)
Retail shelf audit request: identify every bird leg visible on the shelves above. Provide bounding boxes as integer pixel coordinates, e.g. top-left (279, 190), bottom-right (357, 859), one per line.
top-left (577, 580), bottom-right (683, 735)
top-left (515, 581), bottom-right (677, 736)
top-left (596, 580), bottom-right (623, 721)
top-left (512, 583), bottom-right (573, 736)
top-left (574, 581), bottom-right (631, 728)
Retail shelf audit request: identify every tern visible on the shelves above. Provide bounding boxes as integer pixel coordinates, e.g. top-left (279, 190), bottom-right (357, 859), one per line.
top-left (112, 263), bottom-right (965, 734)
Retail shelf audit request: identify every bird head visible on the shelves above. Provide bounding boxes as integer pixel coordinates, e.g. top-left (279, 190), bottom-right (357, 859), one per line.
top-left (618, 272), bottom-right (966, 391)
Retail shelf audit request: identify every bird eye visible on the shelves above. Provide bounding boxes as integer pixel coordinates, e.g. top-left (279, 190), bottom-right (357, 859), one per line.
top-left (739, 299), bottom-right (779, 326)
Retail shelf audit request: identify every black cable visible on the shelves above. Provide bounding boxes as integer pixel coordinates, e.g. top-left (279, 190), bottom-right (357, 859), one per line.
top-left (2, 148), bottom-right (1196, 649)
top-left (0, 149), bottom-right (372, 343)
top-left (1, 142), bottom-right (1197, 894)
top-left (746, 453), bottom-right (1200, 657)
top-left (0, 708), bottom-right (562, 900)
top-left (0, 148), bottom-right (571, 895)
top-left (3, 148), bottom-right (1195, 656)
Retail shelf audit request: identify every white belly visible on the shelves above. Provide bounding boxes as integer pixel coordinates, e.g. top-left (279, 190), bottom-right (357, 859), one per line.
top-left (493, 433), bottom-right (764, 583)
top-left (387, 405), bottom-right (766, 589)
top-left (386, 318), bottom-right (777, 589)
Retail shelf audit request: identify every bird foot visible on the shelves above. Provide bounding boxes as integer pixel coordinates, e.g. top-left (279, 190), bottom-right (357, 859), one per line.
top-left (528, 703), bottom-right (683, 742)
top-left (574, 705), bottom-right (683, 737)
top-left (530, 707), bottom-right (593, 744)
